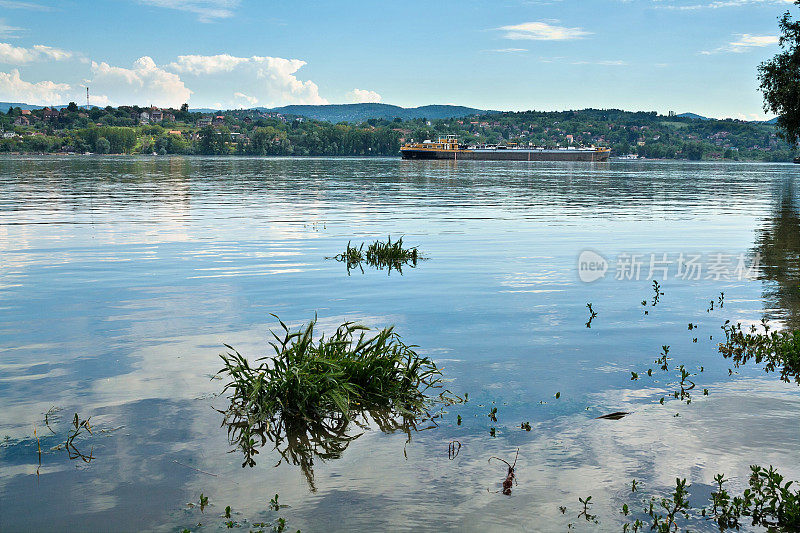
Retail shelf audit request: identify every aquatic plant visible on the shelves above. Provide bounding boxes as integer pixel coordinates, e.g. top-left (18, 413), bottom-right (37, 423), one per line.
top-left (620, 466), bottom-right (800, 532)
top-left (488, 449), bottom-right (519, 495)
top-left (219, 315), bottom-right (441, 424)
top-left (719, 318), bottom-right (800, 384)
top-left (217, 315), bottom-right (443, 478)
top-left (330, 236), bottom-right (421, 274)
top-left (585, 303), bottom-right (598, 328)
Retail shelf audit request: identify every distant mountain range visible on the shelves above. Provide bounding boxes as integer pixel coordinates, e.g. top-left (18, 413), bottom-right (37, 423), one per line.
top-left (0, 101), bottom-right (779, 124)
top-left (191, 103), bottom-right (495, 122)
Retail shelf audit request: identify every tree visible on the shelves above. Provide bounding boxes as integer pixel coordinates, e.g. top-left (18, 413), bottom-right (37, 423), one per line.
top-left (758, 0), bottom-right (800, 144)
top-left (95, 137), bottom-right (110, 154)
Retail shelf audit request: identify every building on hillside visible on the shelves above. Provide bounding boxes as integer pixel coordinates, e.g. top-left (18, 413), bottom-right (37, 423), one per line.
top-left (150, 108), bottom-right (163, 122)
top-left (43, 107), bottom-right (60, 120)
top-left (197, 116), bottom-right (212, 128)
top-left (139, 111), bottom-right (150, 124)
top-left (14, 116), bottom-right (29, 126)
top-left (20, 109), bottom-right (31, 116)
top-left (212, 115), bottom-right (225, 126)
top-left (162, 112), bottom-right (175, 122)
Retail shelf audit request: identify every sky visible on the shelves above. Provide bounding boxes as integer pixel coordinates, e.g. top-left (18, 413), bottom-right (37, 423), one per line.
top-left (0, 0), bottom-right (796, 119)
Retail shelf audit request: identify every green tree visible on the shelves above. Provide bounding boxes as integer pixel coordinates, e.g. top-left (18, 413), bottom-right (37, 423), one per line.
top-left (95, 137), bottom-right (110, 154)
top-left (758, 0), bottom-right (800, 144)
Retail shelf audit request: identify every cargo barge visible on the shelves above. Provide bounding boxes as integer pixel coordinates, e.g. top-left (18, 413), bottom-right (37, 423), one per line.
top-left (401, 135), bottom-right (610, 162)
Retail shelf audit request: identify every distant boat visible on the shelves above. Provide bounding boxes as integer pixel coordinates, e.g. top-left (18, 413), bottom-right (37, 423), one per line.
top-left (794, 156), bottom-right (800, 164)
top-left (400, 135), bottom-right (611, 162)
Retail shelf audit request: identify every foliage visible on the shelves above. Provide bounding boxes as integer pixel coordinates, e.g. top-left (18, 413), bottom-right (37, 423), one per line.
top-left (622, 467), bottom-right (800, 532)
top-left (331, 237), bottom-right (420, 274)
top-left (718, 319), bottom-right (800, 384)
top-left (217, 315), bottom-right (442, 469)
top-left (0, 103), bottom-right (794, 160)
top-left (759, 0), bottom-right (800, 144)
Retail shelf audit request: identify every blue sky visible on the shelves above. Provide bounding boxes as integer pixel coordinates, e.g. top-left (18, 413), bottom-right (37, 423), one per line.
top-left (0, 0), bottom-right (794, 118)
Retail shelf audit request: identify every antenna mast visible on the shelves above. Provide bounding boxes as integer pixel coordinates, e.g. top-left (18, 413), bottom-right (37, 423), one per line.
top-left (86, 87), bottom-right (90, 109)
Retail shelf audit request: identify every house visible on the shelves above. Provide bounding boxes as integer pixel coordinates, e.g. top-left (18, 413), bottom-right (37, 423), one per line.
top-left (149, 108), bottom-right (163, 122)
top-left (139, 111), bottom-right (150, 123)
top-left (167, 130), bottom-right (182, 136)
top-left (212, 115), bottom-right (225, 126)
top-left (162, 112), bottom-right (175, 122)
top-left (197, 116), bottom-right (212, 128)
top-left (21, 109), bottom-right (31, 116)
top-left (2, 132), bottom-right (15, 139)
top-left (42, 107), bottom-right (59, 120)
top-left (14, 116), bottom-right (29, 126)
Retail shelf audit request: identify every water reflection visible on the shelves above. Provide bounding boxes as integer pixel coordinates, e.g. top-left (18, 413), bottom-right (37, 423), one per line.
top-left (223, 407), bottom-right (428, 491)
top-left (2, 156), bottom-right (800, 531)
top-left (754, 179), bottom-right (800, 327)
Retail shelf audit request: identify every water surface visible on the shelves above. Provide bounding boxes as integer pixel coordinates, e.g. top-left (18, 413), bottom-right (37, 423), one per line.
top-left (1, 156), bottom-right (799, 531)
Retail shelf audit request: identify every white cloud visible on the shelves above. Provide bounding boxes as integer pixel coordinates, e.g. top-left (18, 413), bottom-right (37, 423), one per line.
top-left (90, 56), bottom-right (192, 107)
top-left (497, 21), bottom-right (591, 41)
top-left (167, 53), bottom-right (328, 106)
top-left (167, 53), bottom-right (248, 75)
top-left (483, 48), bottom-right (528, 53)
top-left (0, 42), bottom-right (74, 64)
top-left (0, 18), bottom-right (24, 37)
top-left (0, 1), bottom-right (50, 9)
top-left (233, 91), bottom-right (258, 106)
top-left (656, 0), bottom-right (792, 10)
top-left (346, 88), bottom-right (382, 103)
top-left (572, 59), bottom-right (628, 65)
top-left (138, 0), bottom-right (240, 22)
top-left (0, 68), bottom-right (71, 104)
top-left (701, 33), bottom-right (779, 54)
top-left (729, 34), bottom-right (779, 49)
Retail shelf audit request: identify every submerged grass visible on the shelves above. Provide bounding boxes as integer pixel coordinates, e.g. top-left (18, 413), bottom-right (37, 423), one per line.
top-left (217, 315), bottom-right (443, 469)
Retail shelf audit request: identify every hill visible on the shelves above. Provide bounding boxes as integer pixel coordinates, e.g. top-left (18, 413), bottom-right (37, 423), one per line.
top-left (1, 102), bottom-right (67, 111)
top-left (677, 112), bottom-right (710, 121)
top-left (257, 103), bottom-right (493, 122)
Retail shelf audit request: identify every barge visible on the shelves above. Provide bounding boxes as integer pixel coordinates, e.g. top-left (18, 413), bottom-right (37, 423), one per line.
top-left (401, 135), bottom-right (611, 162)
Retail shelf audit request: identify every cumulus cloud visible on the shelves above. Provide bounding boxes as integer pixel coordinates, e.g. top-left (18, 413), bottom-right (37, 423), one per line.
top-left (0, 68), bottom-right (71, 104)
top-left (138, 0), bottom-right (240, 22)
top-left (167, 53), bottom-right (327, 106)
top-left (0, 42), bottom-right (74, 64)
top-left (346, 88), bottom-right (381, 103)
top-left (90, 56), bottom-right (192, 107)
top-left (497, 21), bottom-right (591, 40)
top-left (233, 91), bottom-right (258, 106)
top-left (701, 33), bottom-right (779, 54)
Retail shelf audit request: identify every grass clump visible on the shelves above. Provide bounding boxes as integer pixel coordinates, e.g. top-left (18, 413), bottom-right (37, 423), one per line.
top-left (719, 319), bottom-right (800, 384)
top-left (331, 236), bottom-right (420, 273)
top-left (217, 315), bottom-right (442, 469)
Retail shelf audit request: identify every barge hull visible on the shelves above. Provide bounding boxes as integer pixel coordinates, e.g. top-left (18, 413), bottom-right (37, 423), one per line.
top-left (401, 149), bottom-right (610, 162)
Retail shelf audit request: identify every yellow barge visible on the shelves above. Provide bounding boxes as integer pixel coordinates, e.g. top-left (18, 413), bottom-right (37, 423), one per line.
top-left (401, 135), bottom-right (611, 162)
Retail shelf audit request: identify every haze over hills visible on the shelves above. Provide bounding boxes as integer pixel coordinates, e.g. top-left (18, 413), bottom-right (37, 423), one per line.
top-left (0, 101), bottom-right (775, 124)
top-left (190, 103), bottom-right (495, 122)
